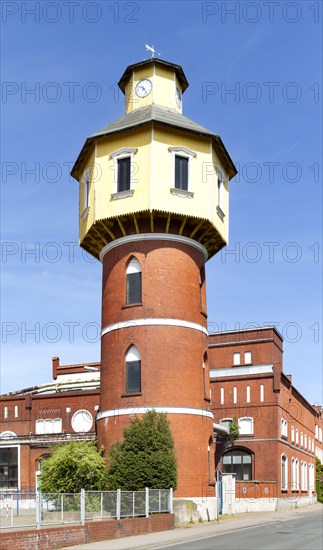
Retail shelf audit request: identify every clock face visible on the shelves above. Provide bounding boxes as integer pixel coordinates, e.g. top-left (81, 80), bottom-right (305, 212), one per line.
top-left (135, 79), bottom-right (152, 98)
top-left (175, 87), bottom-right (182, 107)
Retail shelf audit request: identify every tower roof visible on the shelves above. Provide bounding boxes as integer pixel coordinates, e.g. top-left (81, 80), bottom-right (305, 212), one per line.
top-left (71, 105), bottom-right (237, 180)
top-left (118, 58), bottom-right (189, 93)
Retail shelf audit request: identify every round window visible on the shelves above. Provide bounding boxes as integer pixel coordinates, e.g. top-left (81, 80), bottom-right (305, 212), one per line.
top-left (71, 410), bottom-right (93, 433)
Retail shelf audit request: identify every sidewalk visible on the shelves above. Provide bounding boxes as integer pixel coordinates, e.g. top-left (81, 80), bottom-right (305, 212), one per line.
top-left (65, 503), bottom-right (323, 549)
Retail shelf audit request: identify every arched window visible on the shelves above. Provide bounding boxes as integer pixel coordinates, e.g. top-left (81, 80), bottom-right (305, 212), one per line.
top-left (203, 352), bottom-right (208, 398)
top-left (222, 449), bottom-right (252, 481)
top-left (126, 258), bottom-right (142, 304)
top-left (260, 384), bottom-right (264, 402)
top-left (199, 267), bottom-right (206, 311)
top-left (126, 346), bottom-right (141, 394)
top-left (281, 455), bottom-right (288, 490)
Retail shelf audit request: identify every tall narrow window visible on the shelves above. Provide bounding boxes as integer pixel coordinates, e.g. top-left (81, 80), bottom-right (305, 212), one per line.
top-left (220, 387), bottom-right (225, 405)
top-left (117, 157), bottom-right (131, 192)
top-left (260, 384), bottom-right (264, 402)
top-left (246, 385), bottom-right (250, 403)
top-left (281, 455), bottom-right (287, 490)
top-left (291, 426), bottom-right (295, 443)
top-left (199, 267), bottom-right (206, 311)
top-left (83, 169), bottom-right (90, 210)
top-left (233, 386), bottom-right (237, 404)
top-left (126, 258), bottom-right (142, 304)
top-left (126, 346), bottom-right (141, 394)
top-left (203, 353), bottom-right (208, 398)
top-left (244, 351), bottom-right (252, 364)
top-left (175, 155), bottom-right (188, 190)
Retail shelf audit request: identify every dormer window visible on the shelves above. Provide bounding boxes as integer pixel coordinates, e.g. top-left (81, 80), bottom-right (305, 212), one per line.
top-left (169, 146), bottom-right (196, 198)
top-left (110, 147), bottom-right (138, 199)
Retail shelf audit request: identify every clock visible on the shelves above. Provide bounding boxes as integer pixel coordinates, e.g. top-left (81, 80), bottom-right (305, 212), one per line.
top-left (135, 79), bottom-right (152, 98)
top-left (175, 87), bottom-right (182, 108)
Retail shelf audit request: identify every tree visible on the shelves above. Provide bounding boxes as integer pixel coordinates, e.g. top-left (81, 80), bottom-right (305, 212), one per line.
top-left (316, 458), bottom-right (323, 503)
top-left (39, 440), bottom-right (109, 494)
top-left (106, 410), bottom-right (177, 491)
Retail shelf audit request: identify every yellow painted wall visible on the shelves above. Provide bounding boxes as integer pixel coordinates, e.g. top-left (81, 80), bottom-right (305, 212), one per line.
top-left (78, 125), bottom-right (229, 245)
top-left (124, 64), bottom-right (181, 113)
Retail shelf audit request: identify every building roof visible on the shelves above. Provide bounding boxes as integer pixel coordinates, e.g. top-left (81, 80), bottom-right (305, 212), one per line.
top-left (118, 58), bottom-right (189, 93)
top-left (71, 105), bottom-right (237, 180)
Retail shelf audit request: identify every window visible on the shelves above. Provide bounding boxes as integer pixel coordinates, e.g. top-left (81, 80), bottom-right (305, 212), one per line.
top-left (244, 351), bottom-right (252, 364)
top-left (260, 384), bottom-right (264, 402)
top-left (281, 418), bottom-right (288, 438)
top-left (110, 147), bottom-right (137, 197)
top-left (126, 258), bottom-right (142, 304)
top-left (319, 428), bottom-right (322, 443)
top-left (175, 155), bottom-right (188, 190)
top-left (222, 449), bottom-right (252, 481)
top-left (203, 353), bottom-right (208, 399)
top-left (71, 410), bottom-right (93, 433)
top-left (300, 432), bottom-right (304, 447)
top-left (233, 386), bottom-right (237, 404)
top-left (169, 146), bottom-right (196, 195)
top-left (36, 418), bottom-right (62, 435)
top-left (238, 417), bottom-right (254, 435)
top-left (246, 385), bottom-right (250, 403)
top-left (0, 447), bottom-right (18, 489)
top-left (82, 168), bottom-right (90, 211)
top-left (215, 165), bottom-right (226, 219)
top-left (315, 425), bottom-right (319, 439)
top-left (292, 458), bottom-right (299, 490)
top-left (220, 418), bottom-right (232, 432)
top-left (233, 352), bottom-right (240, 366)
top-left (291, 426), bottom-right (295, 443)
top-left (304, 434), bottom-right (307, 449)
top-left (301, 461), bottom-right (308, 491)
top-left (207, 437), bottom-right (213, 481)
top-left (220, 387), bottom-right (225, 405)
top-left (117, 157), bottom-right (131, 192)
top-left (199, 267), bottom-right (206, 311)
top-left (296, 429), bottom-right (299, 445)
top-left (4, 407), bottom-right (8, 419)
top-left (126, 346), bottom-right (141, 394)
top-left (281, 455), bottom-right (288, 490)
top-left (14, 406), bottom-right (18, 418)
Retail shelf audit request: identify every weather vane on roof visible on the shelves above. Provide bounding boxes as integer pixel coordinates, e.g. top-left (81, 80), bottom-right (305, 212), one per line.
top-left (145, 44), bottom-right (163, 58)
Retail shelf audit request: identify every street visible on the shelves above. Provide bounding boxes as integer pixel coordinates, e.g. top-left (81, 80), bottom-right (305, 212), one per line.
top-left (154, 514), bottom-right (322, 550)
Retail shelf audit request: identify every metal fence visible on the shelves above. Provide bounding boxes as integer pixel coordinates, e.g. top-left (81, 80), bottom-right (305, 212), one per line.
top-left (0, 488), bottom-right (173, 530)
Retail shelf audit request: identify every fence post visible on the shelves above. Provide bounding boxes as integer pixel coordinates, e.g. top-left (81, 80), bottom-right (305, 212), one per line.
top-left (80, 489), bottom-right (85, 525)
top-left (116, 489), bottom-right (121, 520)
top-left (145, 487), bottom-right (149, 517)
top-left (61, 494), bottom-right (64, 524)
top-left (101, 491), bottom-right (103, 519)
top-left (36, 491), bottom-right (41, 529)
top-left (169, 488), bottom-right (173, 514)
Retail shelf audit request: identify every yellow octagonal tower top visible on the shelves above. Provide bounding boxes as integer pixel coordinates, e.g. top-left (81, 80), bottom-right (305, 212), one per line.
top-left (71, 59), bottom-right (237, 260)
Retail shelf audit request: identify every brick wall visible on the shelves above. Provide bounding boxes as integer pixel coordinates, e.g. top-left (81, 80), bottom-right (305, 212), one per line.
top-left (0, 514), bottom-right (175, 550)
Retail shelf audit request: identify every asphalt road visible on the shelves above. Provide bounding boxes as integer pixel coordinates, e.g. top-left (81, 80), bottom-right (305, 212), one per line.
top-left (155, 514), bottom-right (323, 550)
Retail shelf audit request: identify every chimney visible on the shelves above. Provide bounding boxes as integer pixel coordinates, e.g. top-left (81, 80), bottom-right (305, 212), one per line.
top-left (52, 357), bottom-right (60, 379)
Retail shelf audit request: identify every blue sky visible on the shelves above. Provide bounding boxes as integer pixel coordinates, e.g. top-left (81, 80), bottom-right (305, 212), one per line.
top-left (1, 1), bottom-right (322, 404)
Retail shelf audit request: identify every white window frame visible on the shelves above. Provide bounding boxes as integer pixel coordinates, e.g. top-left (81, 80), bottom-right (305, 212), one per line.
top-left (238, 417), bottom-right (254, 435)
top-left (169, 146), bottom-right (196, 198)
top-left (291, 425), bottom-right (295, 443)
top-left (244, 351), bottom-right (252, 364)
top-left (315, 425), bottom-right (319, 439)
top-left (295, 428), bottom-right (299, 445)
top-left (110, 147), bottom-right (138, 198)
top-left (220, 387), bottom-right (225, 405)
top-left (260, 384), bottom-right (264, 402)
top-left (215, 165), bottom-right (226, 219)
top-left (82, 167), bottom-right (90, 217)
top-left (233, 386), bottom-right (237, 404)
top-left (246, 385), bottom-right (250, 403)
top-left (233, 352), bottom-right (240, 366)
top-left (281, 454), bottom-right (288, 490)
top-left (300, 432), bottom-right (304, 447)
top-left (281, 418), bottom-right (288, 438)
